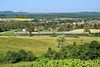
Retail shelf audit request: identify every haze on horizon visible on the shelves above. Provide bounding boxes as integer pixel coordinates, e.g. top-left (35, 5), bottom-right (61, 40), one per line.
top-left (0, 0), bottom-right (100, 13)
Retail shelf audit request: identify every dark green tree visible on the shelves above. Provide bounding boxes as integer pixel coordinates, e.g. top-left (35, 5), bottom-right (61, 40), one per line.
top-left (18, 49), bottom-right (27, 61)
top-left (94, 23), bottom-right (98, 29)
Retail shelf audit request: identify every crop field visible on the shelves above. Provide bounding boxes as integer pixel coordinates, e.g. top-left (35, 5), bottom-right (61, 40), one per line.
top-left (14, 18), bottom-right (32, 21)
top-left (0, 36), bottom-right (100, 56)
top-left (90, 29), bottom-right (100, 33)
top-left (69, 29), bottom-right (100, 33)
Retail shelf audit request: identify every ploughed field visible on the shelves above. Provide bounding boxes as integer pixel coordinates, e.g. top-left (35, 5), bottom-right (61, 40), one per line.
top-left (0, 36), bottom-right (100, 56)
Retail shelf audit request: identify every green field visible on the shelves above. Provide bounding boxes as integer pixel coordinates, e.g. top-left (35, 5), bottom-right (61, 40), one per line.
top-left (0, 36), bottom-right (100, 56)
top-left (0, 29), bottom-right (21, 34)
top-left (88, 20), bottom-right (100, 22)
top-left (0, 36), bottom-right (100, 67)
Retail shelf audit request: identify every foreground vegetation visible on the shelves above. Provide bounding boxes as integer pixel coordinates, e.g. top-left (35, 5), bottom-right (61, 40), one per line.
top-left (1, 59), bottom-right (100, 67)
top-left (0, 40), bottom-right (100, 67)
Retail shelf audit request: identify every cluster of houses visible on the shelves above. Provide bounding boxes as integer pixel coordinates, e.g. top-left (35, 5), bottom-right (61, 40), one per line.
top-left (22, 26), bottom-right (68, 32)
top-left (73, 20), bottom-right (100, 28)
top-left (22, 19), bottom-right (100, 32)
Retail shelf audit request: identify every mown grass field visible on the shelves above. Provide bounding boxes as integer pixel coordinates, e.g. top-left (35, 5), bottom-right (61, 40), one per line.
top-left (0, 36), bottom-right (100, 67)
top-left (69, 29), bottom-right (100, 33)
top-left (0, 36), bottom-right (100, 56)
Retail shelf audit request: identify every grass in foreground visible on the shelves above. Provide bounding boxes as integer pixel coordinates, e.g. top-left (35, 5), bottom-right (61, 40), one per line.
top-left (0, 36), bottom-right (100, 56)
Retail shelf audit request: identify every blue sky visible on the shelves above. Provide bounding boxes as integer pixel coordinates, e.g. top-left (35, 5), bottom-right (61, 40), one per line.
top-left (0, 0), bottom-right (100, 13)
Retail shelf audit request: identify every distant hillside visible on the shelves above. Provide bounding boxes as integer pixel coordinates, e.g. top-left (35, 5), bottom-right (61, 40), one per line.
top-left (80, 12), bottom-right (99, 13)
top-left (0, 11), bottom-right (100, 18)
top-left (0, 11), bottom-right (28, 14)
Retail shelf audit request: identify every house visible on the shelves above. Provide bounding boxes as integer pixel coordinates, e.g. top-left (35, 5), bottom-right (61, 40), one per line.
top-left (64, 27), bottom-right (68, 30)
top-left (34, 26), bottom-right (44, 30)
top-left (44, 18), bottom-right (46, 21)
top-left (88, 26), bottom-right (94, 28)
top-left (77, 20), bottom-right (85, 25)
top-left (22, 28), bottom-right (29, 32)
top-left (56, 26), bottom-right (61, 31)
top-left (73, 22), bottom-right (77, 25)
top-left (48, 28), bottom-right (54, 31)
top-left (89, 22), bottom-right (99, 25)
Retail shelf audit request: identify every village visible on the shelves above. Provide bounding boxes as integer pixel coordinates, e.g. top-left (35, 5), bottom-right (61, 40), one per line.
top-left (21, 18), bottom-right (100, 32)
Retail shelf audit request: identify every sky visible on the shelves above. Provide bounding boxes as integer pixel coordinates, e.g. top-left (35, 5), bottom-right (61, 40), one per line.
top-left (0, 0), bottom-right (100, 13)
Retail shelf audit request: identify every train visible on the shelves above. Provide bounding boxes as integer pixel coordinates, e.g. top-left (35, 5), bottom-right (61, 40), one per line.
top-left (14, 32), bottom-right (89, 34)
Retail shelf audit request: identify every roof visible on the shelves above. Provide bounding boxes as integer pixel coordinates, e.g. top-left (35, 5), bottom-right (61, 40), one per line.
top-left (23, 28), bottom-right (28, 31)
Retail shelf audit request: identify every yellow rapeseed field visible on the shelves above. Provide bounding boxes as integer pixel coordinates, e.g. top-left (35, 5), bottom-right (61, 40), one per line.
top-left (14, 18), bottom-right (32, 21)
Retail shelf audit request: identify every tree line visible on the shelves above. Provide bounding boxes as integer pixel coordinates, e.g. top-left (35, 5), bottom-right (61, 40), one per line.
top-left (0, 22), bottom-right (34, 32)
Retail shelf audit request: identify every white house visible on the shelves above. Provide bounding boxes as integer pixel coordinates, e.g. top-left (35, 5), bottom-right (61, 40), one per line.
top-left (22, 28), bottom-right (29, 32)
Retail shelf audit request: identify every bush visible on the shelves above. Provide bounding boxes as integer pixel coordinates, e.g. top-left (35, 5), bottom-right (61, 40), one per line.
top-left (43, 41), bottom-right (100, 60)
top-left (0, 49), bottom-right (36, 63)
top-left (25, 51), bottom-right (37, 61)
top-left (92, 33), bottom-right (100, 37)
top-left (4, 50), bottom-right (21, 63)
top-left (18, 49), bottom-right (27, 61)
top-left (66, 40), bottom-right (100, 60)
top-left (42, 47), bottom-right (56, 60)
top-left (0, 53), bottom-right (4, 63)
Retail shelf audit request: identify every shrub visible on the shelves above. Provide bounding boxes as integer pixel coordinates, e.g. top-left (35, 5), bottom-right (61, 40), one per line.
top-left (43, 41), bottom-right (100, 60)
top-left (25, 51), bottom-right (36, 61)
top-left (42, 47), bottom-right (56, 60)
top-left (18, 49), bottom-right (27, 61)
top-left (4, 50), bottom-right (21, 63)
top-left (0, 49), bottom-right (36, 63)
top-left (0, 53), bottom-right (4, 63)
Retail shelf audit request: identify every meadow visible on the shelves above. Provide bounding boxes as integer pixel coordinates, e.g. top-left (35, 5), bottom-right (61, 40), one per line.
top-left (0, 36), bottom-right (100, 56)
top-left (0, 36), bottom-right (100, 67)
